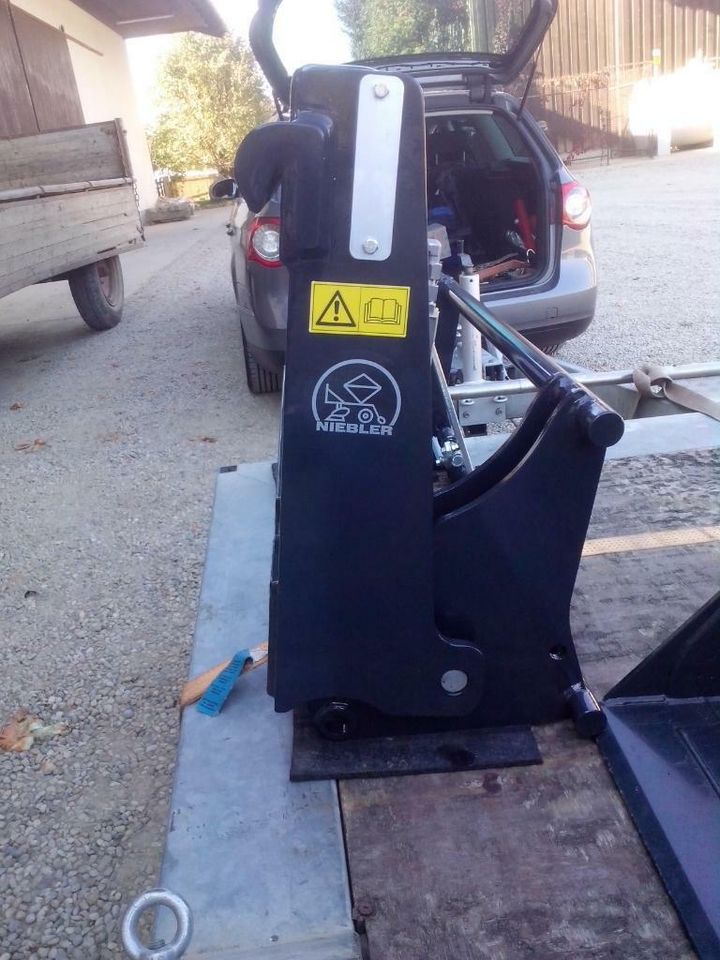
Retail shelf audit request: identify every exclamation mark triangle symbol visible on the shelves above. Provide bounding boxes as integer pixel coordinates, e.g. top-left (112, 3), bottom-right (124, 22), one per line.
top-left (316, 290), bottom-right (356, 328)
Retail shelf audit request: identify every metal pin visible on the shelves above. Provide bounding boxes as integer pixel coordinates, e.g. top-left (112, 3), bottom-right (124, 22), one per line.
top-left (441, 670), bottom-right (469, 695)
top-left (362, 238), bottom-right (379, 255)
top-left (373, 82), bottom-right (389, 99)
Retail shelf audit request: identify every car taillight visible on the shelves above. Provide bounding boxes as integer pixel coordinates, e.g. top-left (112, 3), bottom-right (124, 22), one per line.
top-left (561, 182), bottom-right (592, 230)
top-left (248, 217), bottom-right (282, 267)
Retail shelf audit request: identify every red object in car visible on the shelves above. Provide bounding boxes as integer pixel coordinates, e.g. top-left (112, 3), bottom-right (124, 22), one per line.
top-left (513, 197), bottom-right (535, 251)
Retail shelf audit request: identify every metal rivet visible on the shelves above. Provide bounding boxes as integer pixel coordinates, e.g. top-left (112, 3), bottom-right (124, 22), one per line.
top-left (373, 82), bottom-right (389, 99)
top-left (441, 670), bottom-right (468, 695)
top-left (362, 238), bottom-right (379, 254)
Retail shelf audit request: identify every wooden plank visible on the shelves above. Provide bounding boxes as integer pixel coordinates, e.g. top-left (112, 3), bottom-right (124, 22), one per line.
top-left (0, 213), bottom-right (140, 282)
top-left (0, 121), bottom-right (126, 192)
top-left (0, 236), bottom-right (140, 298)
top-left (179, 642), bottom-right (269, 709)
top-left (0, 182), bottom-right (134, 232)
top-left (0, 208), bottom-right (138, 269)
top-left (113, 118), bottom-right (133, 180)
top-left (0, 178), bottom-right (130, 202)
top-left (0, 185), bottom-right (141, 298)
top-left (10, 4), bottom-right (84, 133)
top-left (0, 223), bottom-right (140, 288)
top-left (0, 0), bottom-right (38, 137)
top-left (340, 722), bottom-right (695, 960)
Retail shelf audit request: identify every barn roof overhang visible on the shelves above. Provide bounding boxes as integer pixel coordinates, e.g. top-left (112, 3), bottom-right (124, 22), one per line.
top-left (73, 0), bottom-right (226, 38)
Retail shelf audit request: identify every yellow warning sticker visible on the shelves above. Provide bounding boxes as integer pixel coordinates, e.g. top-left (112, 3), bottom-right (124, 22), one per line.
top-left (309, 281), bottom-right (410, 338)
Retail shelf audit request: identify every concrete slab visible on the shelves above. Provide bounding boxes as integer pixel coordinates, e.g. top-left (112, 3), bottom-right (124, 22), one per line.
top-left (156, 462), bottom-right (360, 960)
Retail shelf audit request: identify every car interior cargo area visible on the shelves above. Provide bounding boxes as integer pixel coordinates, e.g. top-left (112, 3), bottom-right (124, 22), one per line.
top-left (427, 111), bottom-right (547, 287)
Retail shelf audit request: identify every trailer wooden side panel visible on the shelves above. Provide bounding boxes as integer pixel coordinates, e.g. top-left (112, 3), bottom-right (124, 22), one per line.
top-left (0, 120), bottom-right (129, 192)
top-left (0, 182), bottom-right (142, 299)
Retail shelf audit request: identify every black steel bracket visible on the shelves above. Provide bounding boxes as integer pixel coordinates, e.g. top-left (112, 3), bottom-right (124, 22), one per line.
top-left (600, 591), bottom-right (720, 959)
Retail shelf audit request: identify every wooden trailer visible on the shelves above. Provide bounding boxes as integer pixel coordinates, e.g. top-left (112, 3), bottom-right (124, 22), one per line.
top-left (0, 118), bottom-right (144, 330)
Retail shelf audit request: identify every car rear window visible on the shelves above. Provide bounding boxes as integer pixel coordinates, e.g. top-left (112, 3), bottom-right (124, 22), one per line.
top-left (426, 111), bottom-right (531, 165)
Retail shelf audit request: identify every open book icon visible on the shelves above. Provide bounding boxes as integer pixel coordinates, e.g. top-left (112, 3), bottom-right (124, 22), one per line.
top-left (364, 297), bottom-right (401, 325)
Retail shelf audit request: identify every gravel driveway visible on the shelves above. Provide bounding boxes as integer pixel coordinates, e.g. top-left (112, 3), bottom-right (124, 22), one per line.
top-left (0, 147), bottom-right (718, 960)
top-left (0, 207), bottom-right (278, 960)
top-left (563, 146), bottom-right (720, 368)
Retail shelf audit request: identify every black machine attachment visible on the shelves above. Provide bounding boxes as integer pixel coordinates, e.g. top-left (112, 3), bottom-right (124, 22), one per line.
top-left (233, 26), bottom-right (625, 763)
top-left (230, 5), bottom-right (720, 951)
top-left (600, 592), bottom-right (720, 958)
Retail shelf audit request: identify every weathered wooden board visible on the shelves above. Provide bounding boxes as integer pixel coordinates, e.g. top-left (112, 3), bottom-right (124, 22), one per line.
top-left (340, 450), bottom-right (720, 959)
top-left (0, 184), bottom-right (142, 297)
top-left (341, 722), bottom-right (696, 960)
top-left (0, 184), bottom-right (135, 238)
top-left (0, 120), bottom-right (129, 192)
top-left (0, 178), bottom-right (131, 203)
top-left (0, 0), bottom-right (37, 138)
top-left (10, 5), bottom-right (84, 133)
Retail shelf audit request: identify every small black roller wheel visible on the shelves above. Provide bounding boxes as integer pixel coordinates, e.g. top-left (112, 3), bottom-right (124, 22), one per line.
top-left (68, 256), bottom-right (124, 331)
top-left (313, 701), bottom-right (358, 741)
top-left (241, 329), bottom-right (281, 395)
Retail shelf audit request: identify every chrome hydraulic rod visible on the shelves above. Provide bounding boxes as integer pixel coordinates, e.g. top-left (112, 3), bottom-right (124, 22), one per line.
top-left (439, 275), bottom-right (623, 448)
top-left (439, 275), bottom-right (562, 388)
top-left (449, 362), bottom-right (720, 402)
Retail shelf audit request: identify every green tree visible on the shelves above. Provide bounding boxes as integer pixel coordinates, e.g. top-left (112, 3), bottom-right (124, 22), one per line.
top-left (149, 33), bottom-right (271, 176)
top-left (335, 0), bottom-right (471, 60)
top-left (334, 0), bottom-right (531, 61)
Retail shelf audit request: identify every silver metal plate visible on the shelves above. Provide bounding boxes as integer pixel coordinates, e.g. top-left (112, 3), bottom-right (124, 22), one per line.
top-left (155, 463), bottom-right (360, 960)
top-left (349, 74), bottom-right (405, 262)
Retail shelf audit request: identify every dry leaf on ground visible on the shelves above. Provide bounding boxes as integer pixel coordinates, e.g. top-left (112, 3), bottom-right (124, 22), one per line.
top-left (14, 438), bottom-right (47, 453)
top-left (0, 711), bottom-right (70, 753)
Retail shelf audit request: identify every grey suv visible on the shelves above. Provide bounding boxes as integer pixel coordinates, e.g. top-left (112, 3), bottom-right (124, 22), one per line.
top-left (226, 0), bottom-right (596, 394)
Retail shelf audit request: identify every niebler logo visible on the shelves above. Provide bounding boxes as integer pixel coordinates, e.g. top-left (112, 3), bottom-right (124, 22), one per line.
top-left (311, 360), bottom-right (402, 437)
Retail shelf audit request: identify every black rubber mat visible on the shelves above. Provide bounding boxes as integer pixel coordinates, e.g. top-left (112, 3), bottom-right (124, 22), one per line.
top-left (290, 718), bottom-right (540, 782)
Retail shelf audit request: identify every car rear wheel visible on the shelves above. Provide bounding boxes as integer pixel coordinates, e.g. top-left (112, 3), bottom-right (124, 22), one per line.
top-left (543, 343), bottom-right (563, 357)
top-left (241, 330), bottom-right (281, 395)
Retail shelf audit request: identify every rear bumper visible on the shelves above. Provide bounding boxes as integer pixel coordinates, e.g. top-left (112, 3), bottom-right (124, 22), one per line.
top-left (483, 250), bottom-right (597, 348)
top-left (240, 244), bottom-right (597, 363)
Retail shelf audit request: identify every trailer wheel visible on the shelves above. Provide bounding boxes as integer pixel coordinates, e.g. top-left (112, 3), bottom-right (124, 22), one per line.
top-left (241, 330), bottom-right (280, 395)
top-left (68, 256), bottom-right (124, 331)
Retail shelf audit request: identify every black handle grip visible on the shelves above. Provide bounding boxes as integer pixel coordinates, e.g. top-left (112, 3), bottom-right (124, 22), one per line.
top-left (234, 113), bottom-right (332, 261)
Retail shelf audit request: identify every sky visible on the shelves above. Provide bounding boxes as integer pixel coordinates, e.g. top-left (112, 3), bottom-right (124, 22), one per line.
top-left (126, 0), bottom-right (352, 126)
